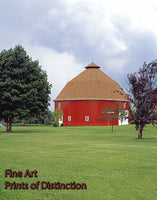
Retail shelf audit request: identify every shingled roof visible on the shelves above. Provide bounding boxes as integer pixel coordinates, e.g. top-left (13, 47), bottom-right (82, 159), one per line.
top-left (54, 63), bottom-right (129, 101)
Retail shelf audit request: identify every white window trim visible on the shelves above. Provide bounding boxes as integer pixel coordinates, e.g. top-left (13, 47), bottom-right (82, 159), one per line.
top-left (85, 116), bottom-right (89, 121)
top-left (68, 116), bottom-right (71, 121)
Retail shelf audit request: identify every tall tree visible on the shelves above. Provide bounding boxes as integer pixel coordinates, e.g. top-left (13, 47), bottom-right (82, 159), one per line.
top-left (127, 61), bottom-right (157, 139)
top-left (0, 45), bottom-right (52, 132)
top-left (99, 103), bottom-right (127, 133)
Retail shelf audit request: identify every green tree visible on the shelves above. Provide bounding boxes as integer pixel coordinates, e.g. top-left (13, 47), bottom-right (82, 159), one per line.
top-left (43, 110), bottom-right (53, 125)
top-left (99, 103), bottom-right (127, 133)
top-left (0, 45), bottom-right (52, 132)
top-left (52, 108), bottom-right (63, 127)
top-left (127, 61), bottom-right (157, 139)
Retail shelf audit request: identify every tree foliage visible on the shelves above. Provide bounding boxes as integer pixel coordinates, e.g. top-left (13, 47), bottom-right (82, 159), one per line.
top-left (25, 109), bottom-right (53, 125)
top-left (0, 45), bottom-right (52, 132)
top-left (99, 103), bottom-right (127, 133)
top-left (127, 60), bottom-right (157, 139)
top-left (52, 108), bottom-right (63, 127)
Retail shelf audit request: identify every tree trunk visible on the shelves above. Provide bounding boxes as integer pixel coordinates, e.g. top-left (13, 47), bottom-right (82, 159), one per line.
top-left (112, 120), bottom-right (114, 133)
top-left (6, 120), bottom-right (12, 132)
top-left (138, 127), bottom-right (143, 139)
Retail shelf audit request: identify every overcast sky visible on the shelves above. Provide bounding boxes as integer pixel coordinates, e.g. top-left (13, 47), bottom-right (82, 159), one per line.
top-left (1, 0), bottom-right (157, 110)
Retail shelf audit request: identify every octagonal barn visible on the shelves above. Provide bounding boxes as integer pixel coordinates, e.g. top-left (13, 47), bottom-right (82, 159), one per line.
top-left (54, 63), bottom-right (130, 126)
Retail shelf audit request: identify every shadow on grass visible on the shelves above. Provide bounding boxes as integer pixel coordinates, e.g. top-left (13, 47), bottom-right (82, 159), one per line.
top-left (0, 129), bottom-right (45, 134)
top-left (132, 137), bottom-right (157, 144)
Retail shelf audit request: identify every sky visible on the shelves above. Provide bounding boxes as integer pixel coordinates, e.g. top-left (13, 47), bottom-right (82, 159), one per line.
top-left (1, 0), bottom-right (157, 110)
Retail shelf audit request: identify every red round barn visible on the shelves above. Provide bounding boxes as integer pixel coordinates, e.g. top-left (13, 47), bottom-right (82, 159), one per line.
top-left (54, 63), bottom-right (130, 126)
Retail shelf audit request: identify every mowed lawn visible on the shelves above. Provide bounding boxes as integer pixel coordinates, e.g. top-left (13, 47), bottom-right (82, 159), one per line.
top-left (0, 125), bottom-right (157, 200)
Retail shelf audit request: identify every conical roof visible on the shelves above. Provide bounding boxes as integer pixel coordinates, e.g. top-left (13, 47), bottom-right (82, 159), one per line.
top-left (54, 63), bottom-right (128, 101)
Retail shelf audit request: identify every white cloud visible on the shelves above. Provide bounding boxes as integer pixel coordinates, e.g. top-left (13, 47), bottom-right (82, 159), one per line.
top-left (38, 0), bottom-right (128, 71)
top-left (86, 0), bottom-right (157, 33)
top-left (56, 0), bottom-right (157, 49)
top-left (25, 44), bottom-right (84, 110)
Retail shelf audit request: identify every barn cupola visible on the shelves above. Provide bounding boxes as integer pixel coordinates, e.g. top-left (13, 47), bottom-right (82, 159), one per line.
top-left (85, 62), bottom-right (100, 69)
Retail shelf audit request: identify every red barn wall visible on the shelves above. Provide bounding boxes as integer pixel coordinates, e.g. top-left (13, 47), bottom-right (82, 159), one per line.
top-left (55, 100), bottom-right (129, 126)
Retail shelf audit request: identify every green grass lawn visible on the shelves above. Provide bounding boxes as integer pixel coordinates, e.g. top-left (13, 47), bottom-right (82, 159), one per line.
top-left (0, 125), bottom-right (157, 200)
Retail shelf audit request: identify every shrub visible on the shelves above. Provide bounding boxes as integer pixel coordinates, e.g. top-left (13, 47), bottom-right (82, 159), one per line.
top-left (52, 121), bottom-right (59, 127)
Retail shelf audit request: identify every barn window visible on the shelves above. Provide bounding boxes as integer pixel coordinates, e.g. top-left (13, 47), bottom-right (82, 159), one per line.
top-left (124, 102), bottom-right (126, 108)
top-left (85, 116), bottom-right (89, 121)
top-left (68, 116), bottom-right (71, 121)
top-left (58, 103), bottom-right (61, 108)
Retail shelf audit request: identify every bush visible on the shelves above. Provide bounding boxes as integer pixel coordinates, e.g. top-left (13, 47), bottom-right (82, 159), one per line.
top-left (52, 121), bottom-right (59, 127)
top-left (44, 117), bottom-right (49, 126)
